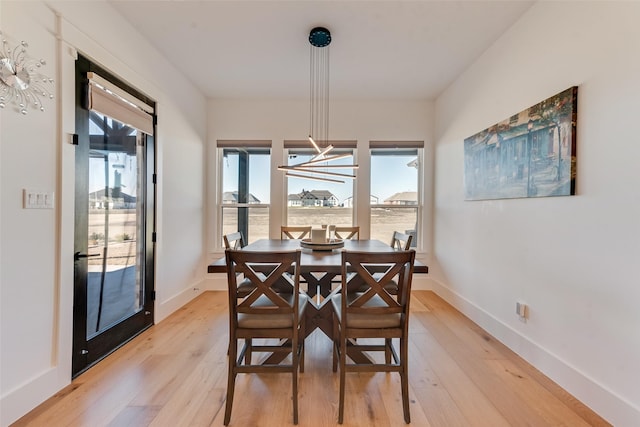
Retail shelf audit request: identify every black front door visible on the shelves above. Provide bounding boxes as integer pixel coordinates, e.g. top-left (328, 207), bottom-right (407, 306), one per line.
top-left (72, 56), bottom-right (155, 377)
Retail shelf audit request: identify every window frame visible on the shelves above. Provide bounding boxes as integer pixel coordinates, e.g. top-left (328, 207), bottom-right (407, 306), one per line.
top-left (217, 141), bottom-right (272, 248)
top-left (369, 141), bottom-right (424, 251)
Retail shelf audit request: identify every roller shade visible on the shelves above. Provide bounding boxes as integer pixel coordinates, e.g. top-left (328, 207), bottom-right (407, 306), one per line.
top-left (370, 140), bottom-right (423, 156)
top-left (284, 140), bottom-right (357, 149)
top-left (369, 140), bottom-right (424, 149)
top-left (217, 140), bottom-right (272, 148)
top-left (87, 72), bottom-right (155, 135)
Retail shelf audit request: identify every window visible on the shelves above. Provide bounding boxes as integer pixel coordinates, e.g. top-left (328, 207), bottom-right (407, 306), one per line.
top-left (212, 139), bottom-right (426, 252)
top-left (285, 141), bottom-right (356, 228)
top-left (370, 141), bottom-right (423, 248)
top-left (219, 141), bottom-right (271, 245)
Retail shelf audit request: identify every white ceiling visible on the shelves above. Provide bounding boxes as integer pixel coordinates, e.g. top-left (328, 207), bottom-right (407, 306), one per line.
top-left (109, 0), bottom-right (534, 100)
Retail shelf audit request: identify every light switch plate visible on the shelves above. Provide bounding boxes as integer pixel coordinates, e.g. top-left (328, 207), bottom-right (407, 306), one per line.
top-left (23, 189), bottom-right (54, 209)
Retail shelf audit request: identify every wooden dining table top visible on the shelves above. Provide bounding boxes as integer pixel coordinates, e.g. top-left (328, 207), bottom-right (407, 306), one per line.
top-left (207, 239), bottom-right (428, 274)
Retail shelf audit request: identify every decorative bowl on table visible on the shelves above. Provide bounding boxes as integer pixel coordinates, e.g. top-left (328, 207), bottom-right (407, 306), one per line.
top-left (300, 238), bottom-right (344, 251)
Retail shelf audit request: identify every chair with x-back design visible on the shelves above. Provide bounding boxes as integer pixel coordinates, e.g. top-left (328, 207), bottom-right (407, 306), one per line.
top-left (333, 226), bottom-right (360, 240)
top-left (281, 226), bottom-right (312, 240)
top-left (224, 249), bottom-right (307, 425)
top-left (391, 230), bottom-right (413, 250)
top-left (331, 249), bottom-right (415, 424)
top-left (350, 230), bottom-right (413, 295)
top-left (223, 232), bottom-right (256, 298)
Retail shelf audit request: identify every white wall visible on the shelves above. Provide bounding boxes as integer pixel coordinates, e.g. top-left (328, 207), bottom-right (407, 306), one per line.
top-left (0, 1), bottom-right (207, 425)
top-left (205, 98), bottom-right (435, 289)
top-left (433, 2), bottom-right (640, 425)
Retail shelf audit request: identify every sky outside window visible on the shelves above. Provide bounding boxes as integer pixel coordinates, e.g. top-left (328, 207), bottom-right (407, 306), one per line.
top-left (371, 152), bottom-right (418, 203)
top-left (222, 151), bottom-right (271, 203)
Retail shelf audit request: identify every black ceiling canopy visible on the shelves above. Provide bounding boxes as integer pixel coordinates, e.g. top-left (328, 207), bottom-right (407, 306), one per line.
top-left (309, 27), bottom-right (331, 48)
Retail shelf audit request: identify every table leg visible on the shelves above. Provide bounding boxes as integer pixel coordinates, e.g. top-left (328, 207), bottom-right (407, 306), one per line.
top-left (263, 273), bottom-right (337, 364)
top-left (262, 275), bottom-right (376, 365)
top-left (301, 272), bottom-right (337, 298)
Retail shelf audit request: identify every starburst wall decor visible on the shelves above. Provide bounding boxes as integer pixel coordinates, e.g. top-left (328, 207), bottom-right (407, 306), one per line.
top-left (0, 30), bottom-right (54, 114)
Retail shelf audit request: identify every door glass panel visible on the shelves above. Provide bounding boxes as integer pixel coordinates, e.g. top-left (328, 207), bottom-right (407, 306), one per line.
top-left (87, 112), bottom-right (144, 339)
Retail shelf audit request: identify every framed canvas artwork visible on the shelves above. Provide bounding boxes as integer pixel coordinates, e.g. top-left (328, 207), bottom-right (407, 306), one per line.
top-left (464, 86), bottom-right (577, 200)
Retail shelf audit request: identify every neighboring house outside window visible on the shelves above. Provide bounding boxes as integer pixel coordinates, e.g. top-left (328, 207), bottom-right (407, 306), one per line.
top-left (384, 191), bottom-right (418, 206)
top-left (287, 193), bottom-right (303, 207)
top-left (222, 191), bottom-right (261, 204)
top-left (290, 189), bottom-right (339, 207)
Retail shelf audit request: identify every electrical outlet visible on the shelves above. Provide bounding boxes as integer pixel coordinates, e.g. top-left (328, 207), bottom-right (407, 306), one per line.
top-left (516, 302), bottom-right (528, 319)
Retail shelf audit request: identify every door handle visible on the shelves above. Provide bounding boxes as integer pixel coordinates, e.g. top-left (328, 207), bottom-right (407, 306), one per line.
top-left (74, 251), bottom-right (100, 261)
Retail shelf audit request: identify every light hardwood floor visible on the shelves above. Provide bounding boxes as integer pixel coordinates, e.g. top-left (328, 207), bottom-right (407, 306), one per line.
top-left (13, 291), bottom-right (610, 426)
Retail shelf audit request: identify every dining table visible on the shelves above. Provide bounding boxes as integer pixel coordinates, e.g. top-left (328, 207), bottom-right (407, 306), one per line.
top-left (208, 238), bottom-right (428, 363)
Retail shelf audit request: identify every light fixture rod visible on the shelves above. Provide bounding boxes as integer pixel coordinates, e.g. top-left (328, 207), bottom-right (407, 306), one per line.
top-left (278, 165), bottom-right (356, 179)
top-left (308, 135), bottom-right (322, 153)
top-left (285, 163), bottom-right (359, 169)
top-left (295, 152), bottom-right (353, 166)
top-left (286, 172), bottom-right (344, 184)
top-left (310, 144), bottom-right (334, 161)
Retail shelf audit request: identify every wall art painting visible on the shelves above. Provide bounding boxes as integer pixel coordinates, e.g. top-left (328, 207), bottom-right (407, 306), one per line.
top-left (464, 86), bottom-right (577, 200)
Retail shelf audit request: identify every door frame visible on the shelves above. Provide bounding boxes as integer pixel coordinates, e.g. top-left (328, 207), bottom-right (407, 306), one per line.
top-left (72, 55), bottom-right (156, 378)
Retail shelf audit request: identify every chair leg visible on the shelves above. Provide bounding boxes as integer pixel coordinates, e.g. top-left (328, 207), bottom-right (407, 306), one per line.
top-left (332, 312), bottom-right (338, 372)
top-left (224, 338), bottom-right (237, 426)
top-left (338, 333), bottom-right (346, 424)
top-left (400, 336), bottom-right (410, 424)
top-left (293, 350), bottom-right (299, 425)
top-left (401, 369), bottom-right (410, 424)
top-left (299, 317), bottom-right (306, 373)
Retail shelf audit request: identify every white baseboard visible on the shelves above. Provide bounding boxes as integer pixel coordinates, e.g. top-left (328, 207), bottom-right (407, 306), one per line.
top-left (429, 278), bottom-right (639, 427)
top-left (202, 273), bottom-right (227, 291)
top-left (155, 279), bottom-right (207, 322)
top-left (0, 367), bottom-right (66, 427)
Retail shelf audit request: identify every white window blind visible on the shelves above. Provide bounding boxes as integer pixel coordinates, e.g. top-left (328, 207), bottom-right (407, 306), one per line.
top-left (87, 72), bottom-right (154, 135)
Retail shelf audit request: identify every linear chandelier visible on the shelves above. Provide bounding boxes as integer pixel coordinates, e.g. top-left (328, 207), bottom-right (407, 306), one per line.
top-left (278, 26), bottom-right (358, 184)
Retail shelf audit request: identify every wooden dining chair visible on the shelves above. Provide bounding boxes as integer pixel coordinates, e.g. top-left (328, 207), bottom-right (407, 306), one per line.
top-left (349, 231), bottom-right (413, 295)
top-left (334, 226), bottom-right (360, 240)
top-left (281, 225), bottom-right (312, 240)
top-left (331, 249), bottom-right (416, 424)
top-left (223, 232), bottom-right (256, 298)
top-left (373, 231), bottom-right (415, 294)
top-left (224, 249), bottom-right (307, 425)
top-left (223, 231), bottom-right (245, 250)
top-left (391, 230), bottom-right (413, 250)
top-left (326, 226), bottom-right (361, 289)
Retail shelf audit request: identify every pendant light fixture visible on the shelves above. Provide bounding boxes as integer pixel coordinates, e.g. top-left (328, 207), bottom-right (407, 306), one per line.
top-left (278, 27), bottom-right (358, 184)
